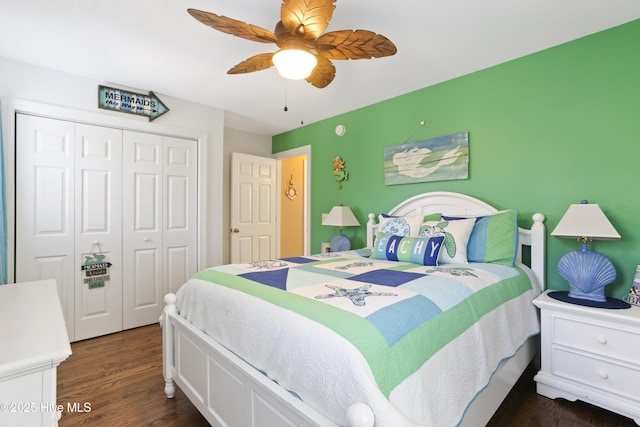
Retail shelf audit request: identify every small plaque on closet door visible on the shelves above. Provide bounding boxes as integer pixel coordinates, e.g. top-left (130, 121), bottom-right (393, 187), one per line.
top-left (82, 250), bottom-right (112, 290)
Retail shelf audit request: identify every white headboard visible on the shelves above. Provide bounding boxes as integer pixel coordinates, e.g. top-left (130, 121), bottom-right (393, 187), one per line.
top-left (366, 191), bottom-right (546, 290)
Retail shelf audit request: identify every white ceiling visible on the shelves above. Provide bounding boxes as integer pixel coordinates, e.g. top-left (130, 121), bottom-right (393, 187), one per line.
top-left (1, 0), bottom-right (639, 136)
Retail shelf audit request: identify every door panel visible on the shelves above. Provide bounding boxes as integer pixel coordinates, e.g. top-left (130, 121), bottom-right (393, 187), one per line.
top-left (163, 137), bottom-right (197, 296)
top-left (123, 131), bottom-right (163, 330)
top-left (230, 153), bottom-right (276, 263)
top-left (122, 133), bottom-right (197, 328)
top-left (16, 115), bottom-right (76, 339)
top-left (74, 123), bottom-right (123, 341)
top-left (166, 246), bottom-right (189, 295)
top-left (132, 248), bottom-right (159, 307)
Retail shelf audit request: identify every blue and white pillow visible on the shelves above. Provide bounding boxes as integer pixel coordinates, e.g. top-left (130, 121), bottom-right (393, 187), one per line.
top-left (370, 232), bottom-right (445, 266)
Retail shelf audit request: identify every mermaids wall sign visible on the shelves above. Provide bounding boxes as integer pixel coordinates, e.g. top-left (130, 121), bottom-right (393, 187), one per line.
top-left (383, 132), bottom-right (469, 185)
top-left (98, 85), bottom-right (169, 121)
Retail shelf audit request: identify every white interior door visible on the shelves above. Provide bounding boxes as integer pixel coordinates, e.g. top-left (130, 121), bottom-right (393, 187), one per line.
top-left (163, 136), bottom-right (198, 295)
top-left (73, 123), bottom-right (123, 341)
top-left (15, 114), bottom-right (76, 339)
top-left (122, 132), bottom-right (198, 328)
top-left (122, 131), bottom-right (163, 329)
top-left (230, 153), bottom-right (277, 263)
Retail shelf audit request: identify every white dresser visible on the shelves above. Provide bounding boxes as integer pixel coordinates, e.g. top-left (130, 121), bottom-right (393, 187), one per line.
top-left (533, 291), bottom-right (640, 425)
top-left (0, 280), bottom-right (72, 426)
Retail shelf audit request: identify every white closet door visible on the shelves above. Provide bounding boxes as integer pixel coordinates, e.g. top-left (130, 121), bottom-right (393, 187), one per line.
top-left (122, 133), bottom-right (198, 328)
top-left (122, 131), bottom-right (164, 329)
top-left (163, 136), bottom-right (198, 295)
top-left (16, 115), bottom-right (76, 340)
top-left (17, 115), bottom-right (199, 338)
top-left (73, 124), bottom-right (123, 341)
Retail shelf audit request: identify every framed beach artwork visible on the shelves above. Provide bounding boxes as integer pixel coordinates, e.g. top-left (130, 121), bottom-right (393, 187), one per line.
top-left (384, 131), bottom-right (469, 185)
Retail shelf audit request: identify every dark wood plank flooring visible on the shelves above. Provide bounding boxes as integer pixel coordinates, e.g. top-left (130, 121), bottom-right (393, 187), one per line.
top-left (57, 325), bottom-right (637, 426)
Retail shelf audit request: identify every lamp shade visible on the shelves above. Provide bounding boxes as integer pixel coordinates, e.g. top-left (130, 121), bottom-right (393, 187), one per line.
top-left (272, 49), bottom-right (317, 80)
top-left (551, 202), bottom-right (620, 241)
top-left (322, 206), bottom-right (360, 227)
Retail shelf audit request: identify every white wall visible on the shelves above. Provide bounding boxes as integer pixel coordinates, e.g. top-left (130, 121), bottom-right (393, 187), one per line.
top-left (0, 56), bottom-right (229, 277)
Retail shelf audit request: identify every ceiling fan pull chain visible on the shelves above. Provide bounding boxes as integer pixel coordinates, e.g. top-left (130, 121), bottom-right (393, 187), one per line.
top-left (283, 78), bottom-right (289, 112)
top-left (299, 80), bottom-right (304, 124)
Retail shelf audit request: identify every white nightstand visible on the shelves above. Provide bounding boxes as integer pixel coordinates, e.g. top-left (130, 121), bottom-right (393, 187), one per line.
top-left (0, 280), bottom-right (71, 427)
top-left (533, 291), bottom-right (640, 425)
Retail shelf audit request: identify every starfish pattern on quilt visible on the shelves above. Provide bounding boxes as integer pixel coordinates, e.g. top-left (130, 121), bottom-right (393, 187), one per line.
top-left (248, 260), bottom-right (288, 269)
top-left (314, 284), bottom-right (398, 307)
top-left (318, 252), bottom-right (341, 258)
top-left (335, 261), bottom-right (374, 270)
top-left (424, 267), bottom-right (478, 277)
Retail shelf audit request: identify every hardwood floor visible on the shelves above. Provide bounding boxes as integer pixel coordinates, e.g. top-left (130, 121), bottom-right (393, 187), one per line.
top-left (57, 325), bottom-right (638, 427)
top-left (487, 364), bottom-right (637, 427)
top-left (57, 325), bottom-right (209, 427)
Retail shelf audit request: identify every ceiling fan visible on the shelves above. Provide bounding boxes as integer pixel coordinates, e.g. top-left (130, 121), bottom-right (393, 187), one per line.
top-left (187, 0), bottom-right (397, 88)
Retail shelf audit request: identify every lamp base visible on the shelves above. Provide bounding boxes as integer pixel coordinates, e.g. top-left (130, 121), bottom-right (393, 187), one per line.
top-left (330, 231), bottom-right (351, 252)
top-left (557, 247), bottom-right (616, 303)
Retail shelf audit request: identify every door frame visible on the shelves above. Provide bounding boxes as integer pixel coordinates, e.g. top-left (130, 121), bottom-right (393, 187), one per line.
top-left (273, 145), bottom-right (311, 256)
top-left (2, 98), bottom-right (208, 282)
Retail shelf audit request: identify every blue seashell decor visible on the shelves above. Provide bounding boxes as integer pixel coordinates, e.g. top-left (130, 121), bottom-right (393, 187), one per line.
top-left (330, 230), bottom-right (351, 252)
top-left (557, 248), bottom-right (617, 302)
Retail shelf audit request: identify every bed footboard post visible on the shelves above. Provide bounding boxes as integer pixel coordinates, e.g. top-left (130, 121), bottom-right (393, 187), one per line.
top-left (162, 293), bottom-right (177, 399)
top-left (346, 402), bottom-right (375, 427)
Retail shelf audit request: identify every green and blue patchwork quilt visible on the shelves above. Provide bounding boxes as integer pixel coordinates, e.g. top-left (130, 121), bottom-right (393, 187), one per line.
top-left (177, 249), bottom-right (540, 427)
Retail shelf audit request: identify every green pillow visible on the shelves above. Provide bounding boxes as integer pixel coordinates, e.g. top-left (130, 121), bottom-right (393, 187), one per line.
top-left (443, 209), bottom-right (519, 266)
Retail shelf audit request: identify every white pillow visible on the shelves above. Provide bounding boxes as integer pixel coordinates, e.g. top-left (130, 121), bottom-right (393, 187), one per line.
top-left (418, 218), bottom-right (475, 263)
top-left (377, 214), bottom-right (424, 237)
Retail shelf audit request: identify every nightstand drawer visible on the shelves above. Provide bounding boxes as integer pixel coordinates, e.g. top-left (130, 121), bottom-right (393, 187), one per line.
top-left (553, 315), bottom-right (640, 363)
top-left (554, 347), bottom-right (640, 398)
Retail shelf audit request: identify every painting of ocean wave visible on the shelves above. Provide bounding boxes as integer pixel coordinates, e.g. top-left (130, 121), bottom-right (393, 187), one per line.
top-left (384, 132), bottom-right (469, 185)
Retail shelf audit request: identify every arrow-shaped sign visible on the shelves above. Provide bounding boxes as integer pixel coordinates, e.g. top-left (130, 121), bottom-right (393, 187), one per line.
top-left (98, 85), bottom-right (169, 121)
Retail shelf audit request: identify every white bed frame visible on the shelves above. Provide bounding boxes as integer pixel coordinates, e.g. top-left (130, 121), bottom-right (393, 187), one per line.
top-left (162, 191), bottom-right (546, 427)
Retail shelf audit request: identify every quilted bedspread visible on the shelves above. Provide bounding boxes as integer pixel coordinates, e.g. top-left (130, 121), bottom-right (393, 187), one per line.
top-left (176, 249), bottom-right (540, 427)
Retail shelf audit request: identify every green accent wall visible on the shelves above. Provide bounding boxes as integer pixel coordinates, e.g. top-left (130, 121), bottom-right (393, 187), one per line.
top-left (273, 19), bottom-right (640, 300)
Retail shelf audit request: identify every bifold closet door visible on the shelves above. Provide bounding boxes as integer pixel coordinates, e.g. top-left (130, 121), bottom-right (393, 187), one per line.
top-left (16, 115), bottom-right (123, 341)
top-left (162, 136), bottom-right (198, 296)
top-left (122, 132), bottom-right (197, 329)
top-left (73, 123), bottom-right (123, 341)
top-left (16, 115), bottom-right (76, 339)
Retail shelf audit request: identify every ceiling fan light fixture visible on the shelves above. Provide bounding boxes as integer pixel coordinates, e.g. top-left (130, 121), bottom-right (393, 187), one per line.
top-left (272, 49), bottom-right (317, 80)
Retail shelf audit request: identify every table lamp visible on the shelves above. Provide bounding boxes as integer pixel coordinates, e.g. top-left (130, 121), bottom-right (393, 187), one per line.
top-left (551, 200), bottom-right (620, 303)
top-left (322, 205), bottom-right (360, 252)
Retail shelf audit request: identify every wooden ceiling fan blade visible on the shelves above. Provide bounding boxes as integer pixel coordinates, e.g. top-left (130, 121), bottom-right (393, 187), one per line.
top-left (228, 53), bottom-right (276, 74)
top-left (316, 30), bottom-right (397, 60)
top-left (280, 0), bottom-right (336, 39)
top-left (187, 8), bottom-right (278, 44)
top-left (306, 55), bottom-right (335, 88)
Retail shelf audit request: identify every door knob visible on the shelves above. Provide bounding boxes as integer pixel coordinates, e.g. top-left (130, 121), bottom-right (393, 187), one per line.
top-left (231, 228), bottom-right (240, 233)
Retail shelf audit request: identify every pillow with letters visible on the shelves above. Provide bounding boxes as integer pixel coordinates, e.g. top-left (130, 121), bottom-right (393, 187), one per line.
top-left (370, 232), bottom-right (445, 266)
top-left (443, 209), bottom-right (519, 266)
top-left (418, 218), bottom-right (475, 264)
